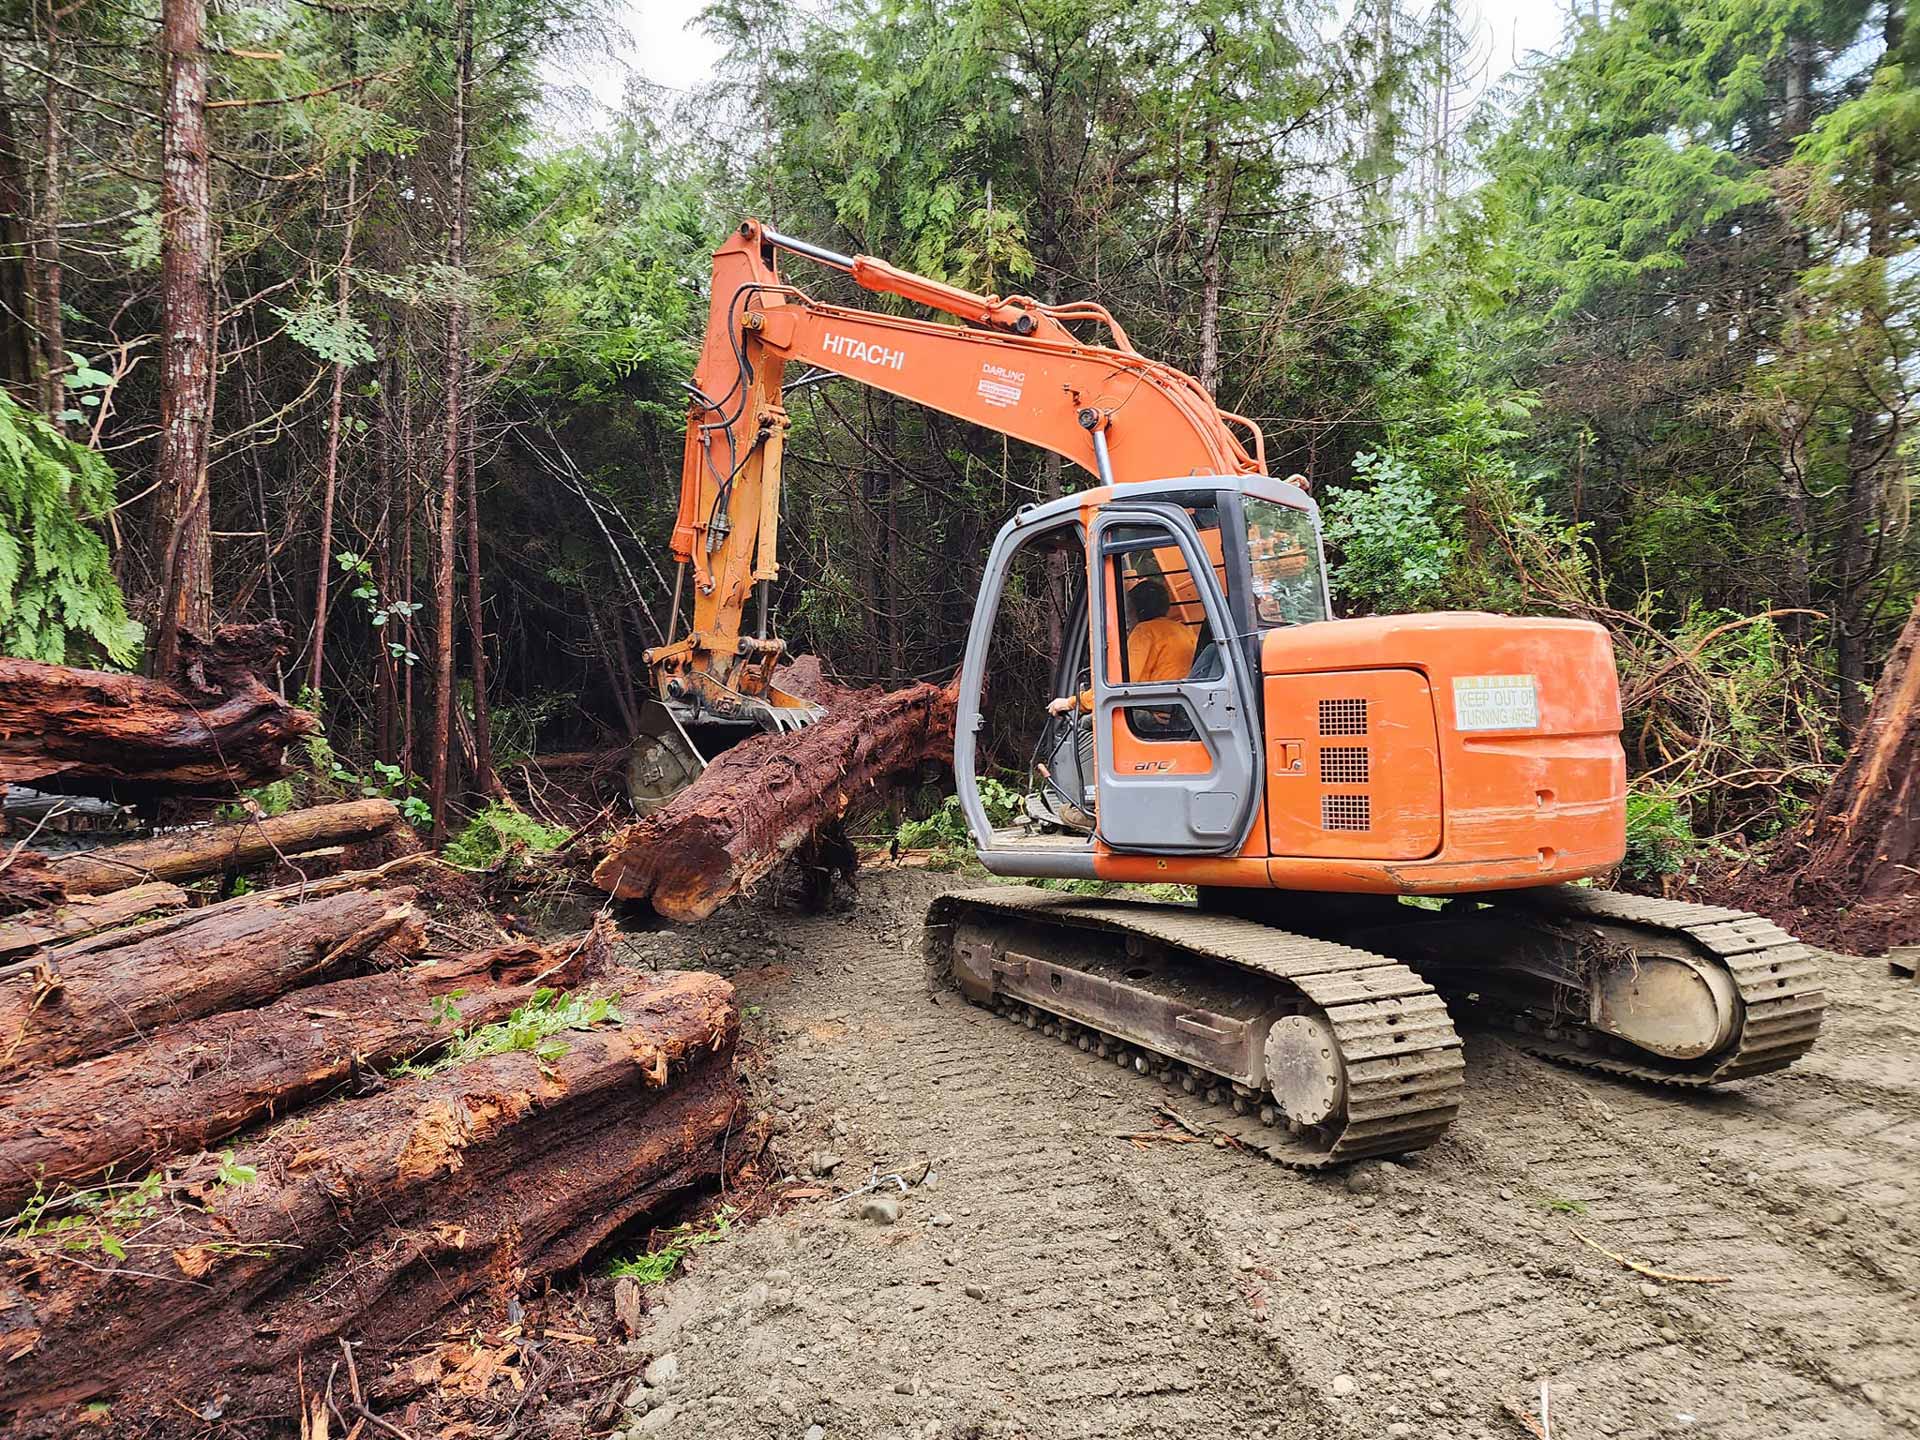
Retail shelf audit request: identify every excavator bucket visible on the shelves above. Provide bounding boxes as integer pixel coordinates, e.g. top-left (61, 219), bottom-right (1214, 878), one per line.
top-left (625, 688), bottom-right (824, 816)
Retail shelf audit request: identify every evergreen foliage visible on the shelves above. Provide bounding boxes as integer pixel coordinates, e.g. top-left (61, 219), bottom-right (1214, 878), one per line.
top-left (0, 392), bottom-right (140, 667)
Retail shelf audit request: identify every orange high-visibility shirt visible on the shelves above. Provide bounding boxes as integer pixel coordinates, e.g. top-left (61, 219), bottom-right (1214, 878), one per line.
top-left (1077, 616), bottom-right (1198, 711)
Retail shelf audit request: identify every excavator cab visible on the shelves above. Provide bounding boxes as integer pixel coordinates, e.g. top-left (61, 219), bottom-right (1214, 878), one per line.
top-left (958, 476), bottom-right (1322, 872)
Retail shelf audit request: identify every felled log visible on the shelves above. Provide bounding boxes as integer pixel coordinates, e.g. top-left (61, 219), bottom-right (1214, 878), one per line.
top-left (0, 621), bottom-right (316, 796)
top-left (594, 678), bottom-right (957, 921)
top-left (0, 923), bottom-right (608, 1212)
top-left (0, 851), bottom-right (66, 917)
top-left (0, 882), bottom-right (187, 962)
top-left (38, 796), bottom-right (399, 894)
top-left (0, 884), bottom-right (423, 1082)
top-left (0, 970), bottom-right (748, 1424)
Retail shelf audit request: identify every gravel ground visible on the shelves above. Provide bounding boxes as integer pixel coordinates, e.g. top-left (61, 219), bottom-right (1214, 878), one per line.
top-left (584, 869), bottom-right (1920, 1440)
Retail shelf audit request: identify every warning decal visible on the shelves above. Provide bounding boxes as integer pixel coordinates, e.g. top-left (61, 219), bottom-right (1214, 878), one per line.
top-left (1452, 674), bottom-right (1540, 732)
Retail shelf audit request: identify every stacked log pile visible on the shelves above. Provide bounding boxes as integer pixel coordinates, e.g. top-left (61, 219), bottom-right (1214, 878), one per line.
top-left (0, 802), bottom-right (759, 1431)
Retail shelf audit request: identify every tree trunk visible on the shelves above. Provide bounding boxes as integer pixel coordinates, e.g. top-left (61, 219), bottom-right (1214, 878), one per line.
top-left (151, 0), bottom-right (216, 676)
top-left (0, 56), bottom-right (40, 400)
top-left (0, 883), bottom-right (423, 1081)
top-left (39, 796), bottom-right (400, 894)
top-left (374, 353), bottom-right (397, 761)
top-left (1781, 590), bottom-right (1920, 952)
top-left (33, 2), bottom-right (64, 424)
top-left (429, 0), bottom-right (472, 840)
top-left (0, 925), bottom-right (603, 1213)
top-left (306, 160), bottom-right (359, 700)
top-left (0, 621), bottom-right (315, 798)
top-left (595, 679), bottom-right (957, 920)
top-left (1196, 139), bottom-right (1228, 395)
top-left (462, 405), bottom-right (495, 792)
top-left (400, 359), bottom-right (417, 782)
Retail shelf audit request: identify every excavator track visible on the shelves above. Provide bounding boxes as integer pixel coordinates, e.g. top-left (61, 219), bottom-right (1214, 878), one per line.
top-left (1478, 886), bottom-right (1827, 1086)
top-left (924, 886), bottom-right (1465, 1169)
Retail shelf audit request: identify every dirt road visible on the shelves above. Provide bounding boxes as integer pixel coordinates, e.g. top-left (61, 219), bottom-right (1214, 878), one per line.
top-left (602, 871), bottom-right (1920, 1440)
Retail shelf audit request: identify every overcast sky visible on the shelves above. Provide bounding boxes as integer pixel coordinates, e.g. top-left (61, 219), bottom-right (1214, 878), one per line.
top-left (549, 1), bottom-right (1579, 117)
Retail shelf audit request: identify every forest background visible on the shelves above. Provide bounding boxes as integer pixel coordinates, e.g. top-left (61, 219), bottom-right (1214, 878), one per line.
top-left (2, 0), bottom-right (1915, 887)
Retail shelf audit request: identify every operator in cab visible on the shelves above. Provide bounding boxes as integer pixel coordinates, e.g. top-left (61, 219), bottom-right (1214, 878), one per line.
top-left (1047, 578), bottom-right (1197, 716)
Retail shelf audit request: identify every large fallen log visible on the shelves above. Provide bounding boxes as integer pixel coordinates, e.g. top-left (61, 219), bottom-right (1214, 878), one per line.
top-left (0, 882), bottom-right (187, 961)
top-left (0, 970), bottom-right (748, 1425)
top-left (0, 924), bottom-right (608, 1213)
top-left (594, 678), bottom-right (957, 920)
top-left (0, 884), bottom-right (423, 1081)
top-left (36, 796), bottom-right (400, 895)
top-left (0, 621), bottom-right (316, 796)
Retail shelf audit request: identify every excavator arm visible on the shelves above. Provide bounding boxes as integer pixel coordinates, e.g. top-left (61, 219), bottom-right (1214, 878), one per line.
top-left (648, 218), bottom-right (1267, 722)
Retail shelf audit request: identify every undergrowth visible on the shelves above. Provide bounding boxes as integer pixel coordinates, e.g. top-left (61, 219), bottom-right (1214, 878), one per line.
top-left (392, 988), bottom-right (621, 1078)
top-left (607, 1205), bottom-right (736, 1285)
top-left (444, 801), bottom-right (571, 870)
top-left (893, 776), bottom-right (1023, 854)
top-left (1034, 877), bottom-right (1197, 904)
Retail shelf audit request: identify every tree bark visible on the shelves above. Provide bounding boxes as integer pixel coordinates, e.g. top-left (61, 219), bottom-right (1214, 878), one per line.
top-left (0, 621), bottom-right (316, 798)
top-left (0, 924), bottom-right (604, 1212)
top-left (152, 0), bottom-right (216, 675)
top-left (429, 0), bottom-right (472, 840)
top-left (0, 970), bottom-right (749, 1425)
top-left (594, 679), bottom-right (957, 920)
top-left (0, 56), bottom-right (40, 401)
top-left (462, 405), bottom-right (495, 792)
top-left (306, 160), bottom-right (359, 700)
top-left (32, 1), bottom-right (64, 424)
top-left (0, 882), bottom-right (187, 959)
top-left (1779, 590), bottom-right (1920, 952)
top-left (39, 796), bottom-right (400, 894)
top-left (0, 883), bottom-right (423, 1081)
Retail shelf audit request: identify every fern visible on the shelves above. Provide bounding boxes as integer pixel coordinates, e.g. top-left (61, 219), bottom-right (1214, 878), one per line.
top-left (0, 391), bottom-right (141, 665)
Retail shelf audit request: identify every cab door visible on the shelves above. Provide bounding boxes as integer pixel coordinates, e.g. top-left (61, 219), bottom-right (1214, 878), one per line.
top-left (1089, 503), bottom-right (1262, 854)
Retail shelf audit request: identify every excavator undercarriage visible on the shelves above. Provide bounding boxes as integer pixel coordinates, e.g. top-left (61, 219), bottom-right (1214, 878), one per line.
top-left (925, 882), bottom-right (1825, 1168)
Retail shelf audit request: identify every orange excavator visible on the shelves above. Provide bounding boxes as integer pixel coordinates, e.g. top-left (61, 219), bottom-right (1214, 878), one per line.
top-left (644, 219), bottom-right (1826, 1166)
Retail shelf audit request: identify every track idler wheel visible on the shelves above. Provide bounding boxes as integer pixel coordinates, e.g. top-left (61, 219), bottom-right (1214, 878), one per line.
top-left (1264, 1013), bottom-right (1347, 1129)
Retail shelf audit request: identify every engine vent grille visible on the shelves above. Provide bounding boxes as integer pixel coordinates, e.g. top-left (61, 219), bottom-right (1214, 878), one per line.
top-left (1319, 746), bottom-right (1370, 785)
top-left (1322, 794), bottom-right (1372, 831)
top-left (1318, 698), bottom-right (1368, 737)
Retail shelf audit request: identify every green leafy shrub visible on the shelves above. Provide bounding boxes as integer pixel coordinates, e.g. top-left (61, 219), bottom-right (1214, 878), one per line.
top-left (1319, 451), bottom-right (1459, 614)
top-left (1624, 789), bottom-right (1696, 882)
top-left (0, 389), bottom-right (141, 664)
top-left (393, 987), bottom-right (621, 1078)
top-left (894, 776), bottom-right (1022, 852)
top-left (444, 802), bottom-right (571, 869)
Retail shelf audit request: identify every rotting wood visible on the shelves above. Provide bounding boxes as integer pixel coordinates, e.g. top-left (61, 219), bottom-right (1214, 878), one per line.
top-left (0, 969), bottom-right (747, 1424)
top-left (0, 884), bottom-right (423, 1081)
top-left (0, 921), bottom-right (610, 1212)
top-left (37, 797), bottom-right (399, 895)
top-left (593, 679), bottom-right (956, 921)
top-left (0, 883), bottom-right (188, 960)
top-left (0, 622), bottom-right (315, 795)
top-left (0, 850), bottom-right (66, 917)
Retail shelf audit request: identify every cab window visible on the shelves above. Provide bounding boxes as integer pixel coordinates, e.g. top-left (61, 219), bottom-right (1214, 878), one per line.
top-left (1244, 497), bottom-right (1327, 627)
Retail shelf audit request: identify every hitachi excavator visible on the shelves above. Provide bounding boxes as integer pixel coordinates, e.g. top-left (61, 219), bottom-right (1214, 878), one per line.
top-left (643, 219), bottom-right (1826, 1167)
